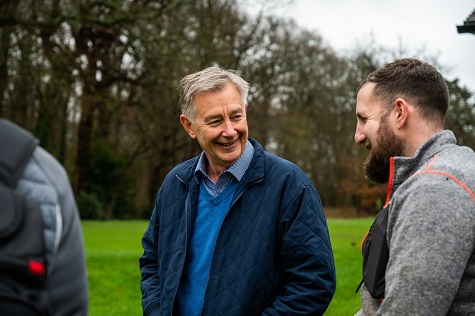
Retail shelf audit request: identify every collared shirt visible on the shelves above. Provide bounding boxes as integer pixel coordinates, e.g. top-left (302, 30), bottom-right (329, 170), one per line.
top-left (194, 140), bottom-right (254, 196)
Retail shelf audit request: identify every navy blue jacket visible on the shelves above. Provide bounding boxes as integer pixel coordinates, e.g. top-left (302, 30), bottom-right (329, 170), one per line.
top-left (140, 138), bottom-right (336, 315)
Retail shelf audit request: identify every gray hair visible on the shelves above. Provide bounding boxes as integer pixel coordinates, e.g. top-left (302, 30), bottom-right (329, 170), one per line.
top-left (179, 66), bottom-right (250, 122)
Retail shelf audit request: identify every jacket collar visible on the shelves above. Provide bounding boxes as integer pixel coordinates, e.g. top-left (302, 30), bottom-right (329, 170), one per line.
top-left (241, 138), bottom-right (265, 185)
top-left (386, 130), bottom-right (457, 201)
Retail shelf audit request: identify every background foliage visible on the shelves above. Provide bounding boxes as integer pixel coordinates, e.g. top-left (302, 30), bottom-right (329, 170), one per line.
top-left (1, 0), bottom-right (474, 218)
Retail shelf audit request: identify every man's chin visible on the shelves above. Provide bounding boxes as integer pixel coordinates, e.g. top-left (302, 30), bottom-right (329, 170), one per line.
top-left (364, 173), bottom-right (389, 184)
top-left (364, 157), bottom-right (390, 183)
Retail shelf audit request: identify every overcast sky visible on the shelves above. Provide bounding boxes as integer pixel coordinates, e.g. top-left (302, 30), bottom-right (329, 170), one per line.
top-left (270, 0), bottom-right (475, 92)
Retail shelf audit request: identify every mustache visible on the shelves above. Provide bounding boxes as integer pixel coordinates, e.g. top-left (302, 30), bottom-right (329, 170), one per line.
top-left (364, 139), bottom-right (372, 150)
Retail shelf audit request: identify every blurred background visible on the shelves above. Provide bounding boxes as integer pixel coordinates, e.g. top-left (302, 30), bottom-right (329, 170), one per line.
top-left (1, 0), bottom-right (474, 220)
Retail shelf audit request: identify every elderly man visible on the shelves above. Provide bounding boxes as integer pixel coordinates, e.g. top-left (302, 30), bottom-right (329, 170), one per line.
top-left (140, 66), bottom-right (336, 315)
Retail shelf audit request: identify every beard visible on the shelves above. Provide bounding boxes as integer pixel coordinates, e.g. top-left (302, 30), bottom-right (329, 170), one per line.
top-left (364, 116), bottom-right (405, 183)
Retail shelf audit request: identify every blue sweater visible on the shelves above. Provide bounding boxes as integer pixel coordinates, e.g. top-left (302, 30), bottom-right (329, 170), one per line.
top-left (176, 181), bottom-right (237, 315)
top-left (140, 138), bottom-right (336, 315)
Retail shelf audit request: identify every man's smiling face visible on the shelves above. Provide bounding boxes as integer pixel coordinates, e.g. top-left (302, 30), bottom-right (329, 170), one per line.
top-left (355, 82), bottom-right (405, 183)
top-left (180, 82), bottom-right (248, 177)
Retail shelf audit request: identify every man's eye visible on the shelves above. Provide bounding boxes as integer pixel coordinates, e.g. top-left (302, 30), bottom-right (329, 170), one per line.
top-left (232, 115), bottom-right (243, 120)
top-left (208, 120), bottom-right (221, 126)
top-left (357, 117), bottom-right (367, 124)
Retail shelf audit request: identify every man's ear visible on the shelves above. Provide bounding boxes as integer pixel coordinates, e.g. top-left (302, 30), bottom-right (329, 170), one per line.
top-left (180, 115), bottom-right (196, 139)
top-left (393, 98), bottom-right (409, 129)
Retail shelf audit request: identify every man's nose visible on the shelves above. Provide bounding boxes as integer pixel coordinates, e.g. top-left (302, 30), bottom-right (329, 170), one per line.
top-left (223, 120), bottom-right (237, 136)
top-left (354, 125), bottom-right (365, 144)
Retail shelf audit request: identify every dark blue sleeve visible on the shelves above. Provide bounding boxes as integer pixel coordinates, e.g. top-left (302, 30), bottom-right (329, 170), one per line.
top-left (139, 194), bottom-right (162, 315)
top-left (262, 184), bottom-right (336, 315)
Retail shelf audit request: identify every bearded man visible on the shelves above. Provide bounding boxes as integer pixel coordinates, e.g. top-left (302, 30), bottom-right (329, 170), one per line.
top-left (354, 58), bottom-right (475, 315)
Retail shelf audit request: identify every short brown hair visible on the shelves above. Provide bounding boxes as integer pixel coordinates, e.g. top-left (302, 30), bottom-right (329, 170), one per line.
top-left (358, 58), bottom-right (449, 125)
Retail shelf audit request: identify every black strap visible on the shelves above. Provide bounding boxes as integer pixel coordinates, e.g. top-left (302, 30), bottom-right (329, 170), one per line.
top-left (357, 204), bottom-right (390, 299)
top-left (355, 279), bottom-right (364, 294)
top-left (0, 119), bottom-right (38, 188)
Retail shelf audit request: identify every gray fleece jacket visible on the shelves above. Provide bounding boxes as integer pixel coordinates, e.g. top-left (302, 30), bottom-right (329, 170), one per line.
top-left (17, 145), bottom-right (89, 315)
top-left (356, 130), bottom-right (475, 316)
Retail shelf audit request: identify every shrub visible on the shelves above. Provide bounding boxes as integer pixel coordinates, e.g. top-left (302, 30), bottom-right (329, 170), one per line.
top-left (77, 192), bottom-right (105, 220)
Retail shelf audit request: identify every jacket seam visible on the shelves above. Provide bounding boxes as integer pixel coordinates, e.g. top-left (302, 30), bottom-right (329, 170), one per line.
top-left (411, 154), bottom-right (475, 203)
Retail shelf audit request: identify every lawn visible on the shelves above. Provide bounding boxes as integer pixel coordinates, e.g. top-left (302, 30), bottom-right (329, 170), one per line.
top-left (83, 220), bottom-right (146, 316)
top-left (82, 218), bottom-right (373, 315)
top-left (325, 218), bottom-right (372, 315)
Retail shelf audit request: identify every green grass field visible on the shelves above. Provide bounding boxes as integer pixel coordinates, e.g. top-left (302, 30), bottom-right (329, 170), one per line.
top-left (82, 218), bottom-right (373, 315)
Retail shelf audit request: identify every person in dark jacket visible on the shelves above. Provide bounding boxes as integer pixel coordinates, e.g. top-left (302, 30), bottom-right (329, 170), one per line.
top-left (139, 66), bottom-right (336, 315)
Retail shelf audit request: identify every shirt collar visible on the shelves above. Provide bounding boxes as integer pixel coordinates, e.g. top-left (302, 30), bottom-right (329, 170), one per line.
top-left (194, 140), bottom-right (254, 182)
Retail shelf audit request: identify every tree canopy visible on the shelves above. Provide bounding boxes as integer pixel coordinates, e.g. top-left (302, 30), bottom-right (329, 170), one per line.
top-left (1, 0), bottom-right (473, 218)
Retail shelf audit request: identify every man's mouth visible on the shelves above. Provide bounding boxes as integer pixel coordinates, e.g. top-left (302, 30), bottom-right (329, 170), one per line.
top-left (218, 138), bottom-right (238, 146)
top-left (364, 139), bottom-right (372, 150)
